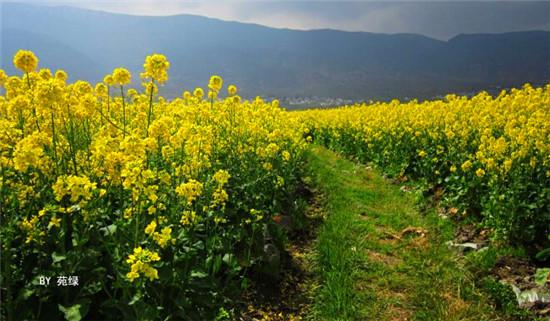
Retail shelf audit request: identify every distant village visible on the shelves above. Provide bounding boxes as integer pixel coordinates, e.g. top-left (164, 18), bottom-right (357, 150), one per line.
top-left (276, 97), bottom-right (363, 109)
top-left (277, 84), bottom-right (530, 109)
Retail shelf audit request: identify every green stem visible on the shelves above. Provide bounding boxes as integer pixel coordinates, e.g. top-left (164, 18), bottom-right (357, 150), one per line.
top-left (26, 72), bottom-right (41, 132)
top-left (50, 110), bottom-right (58, 176)
top-left (120, 85), bottom-right (126, 138)
top-left (61, 207), bottom-right (69, 305)
top-left (107, 86), bottom-right (110, 114)
top-left (146, 80), bottom-right (155, 137)
top-left (134, 201), bottom-right (140, 248)
top-left (65, 105), bottom-right (78, 175)
top-left (17, 108), bottom-right (25, 133)
top-left (3, 246), bottom-right (13, 321)
top-left (25, 72), bottom-right (31, 89)
top-left (98, 108), bottom-right (124, 133)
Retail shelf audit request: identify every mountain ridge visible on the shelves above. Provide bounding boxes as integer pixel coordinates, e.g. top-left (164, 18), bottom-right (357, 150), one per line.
top-left (1, 3), bottom-right (549, 103)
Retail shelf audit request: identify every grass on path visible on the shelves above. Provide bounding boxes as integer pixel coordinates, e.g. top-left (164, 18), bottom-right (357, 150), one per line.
top-left (306, 146), bottom-right (500, 321)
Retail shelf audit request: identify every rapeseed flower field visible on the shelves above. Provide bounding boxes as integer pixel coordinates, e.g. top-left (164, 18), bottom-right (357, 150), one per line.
top-left (1, 50), bottom-right (548, 320)
top-left (296, 86), bottom-right (550, 244)
top-left (1, 50), bottom-right (306, 320)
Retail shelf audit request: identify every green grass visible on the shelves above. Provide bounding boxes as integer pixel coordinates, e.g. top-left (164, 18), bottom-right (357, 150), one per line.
top-left (306, 146), bottom-right (500, 321)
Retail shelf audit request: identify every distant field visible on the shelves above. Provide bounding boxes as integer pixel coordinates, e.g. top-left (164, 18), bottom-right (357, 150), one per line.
top-left (297, 84), bottom-right (550, 245)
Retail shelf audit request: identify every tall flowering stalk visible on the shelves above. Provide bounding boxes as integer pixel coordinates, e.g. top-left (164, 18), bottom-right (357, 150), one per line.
top-left (142, 54), bottom-right (169, 137)
top-left (112, 68), bottom-right (131, 138)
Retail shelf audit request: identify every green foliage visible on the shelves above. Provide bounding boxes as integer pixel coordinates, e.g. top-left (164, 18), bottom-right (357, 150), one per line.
top-left (481, 277), bottom-right (533, 321)
top-left (58, 303), bottom-right (89, 321)
top-left (534, 268), bottom-right (550, 287)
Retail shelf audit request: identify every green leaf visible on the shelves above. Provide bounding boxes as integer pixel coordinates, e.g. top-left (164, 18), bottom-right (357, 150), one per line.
top-left (190, 270), bottom-right (208, 279)
top-left (100, 224), bottom-right (117, 236)
top-left (213, 255), bottom-right (222, 274)
top-left (222, 253), bottom-right (233, 265)
top-left (52, 252), bottom-right (66, 263)
top-left (534, 268), bottom-right (550, 287)
top-left (536, 248), bottom-right (550, 261)
top-left (21, 288), bottom-right (34, 300)
top-left (129, 292), bottom-right (142, 305)
top-left (240, 277), bottom-right (249, 290)
top-left (58, 304), bottom-right (83, 321)
top-left (193, 240), bottom-right (205, 250)
top-left (215, 307), bottom-right (231, 321)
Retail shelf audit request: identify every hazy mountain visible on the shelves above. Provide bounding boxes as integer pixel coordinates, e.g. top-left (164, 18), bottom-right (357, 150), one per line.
top-left (1, 3), bottom-right (549, 102)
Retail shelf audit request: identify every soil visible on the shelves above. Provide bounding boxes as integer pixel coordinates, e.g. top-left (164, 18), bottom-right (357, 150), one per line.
top-left (491, 256), bottom-right (537, 291)
top-left (453, 223), bottom-right (490, 246)
top-left (491, 255), bottom-right (550, 317)
top-left (453, 227), bottom-right (549, 318)
top-left (237, 253), bottom-right (312, 321)
top-left (237, 184), bottom-right (322, 321)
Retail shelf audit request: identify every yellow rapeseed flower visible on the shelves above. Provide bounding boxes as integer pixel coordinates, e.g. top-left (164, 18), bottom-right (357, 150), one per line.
top-left (476, 168), bottom-right (486, 177)
top-left (112, 68), bottom-right (131, 85)
top-left (208, 90), bottom-right (217, 100)
top-left (153, 227), bottom-right (173, 248)
top-left (180, 210), bottom-right (197, 226)
top-left (103, 74), bottom-right (114, 86)
top-left (175, 179), bottom-right (203, 205)
top-left (55, 70), bottom-right (68, 82)
top-left (212, 170), bottom-right (230, 186)
top-left (48, 216), bottom-right (62, 229)
top-left (461, 160), bottom-right (473, 172)
top-left (13, 50), bottom-right (38, 73)
top-left (227, 85), bottom-right (237, 96)
top-left (143, 54), bottom-right (170, 84)
top-left (125, 247), bottom-right (161, 282)
top-left (144, 221), bottom-right (157, 235)
top-left (208, 75), bottom-right (223, 92)
top-left (193, 87), bottom-right (204, 99)
top-left (0, 69), bottom-right (7, 87)
top-left (38, 69), bottom-right (52, 80)
top-left (282, 151), bottom-right (291, 161)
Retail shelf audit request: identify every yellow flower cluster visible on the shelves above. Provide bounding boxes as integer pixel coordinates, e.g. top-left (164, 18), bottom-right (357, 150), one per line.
top-left (52, 175), bottom-right (97, 205)
top-left (111, 68), bottom-right (131, 86)
top-left (13, 50), bottom-right (38, 73)
top-left (153, 227), bottom-right (173, 248)
top-left (125, 246), bottom-right (161, 282)
top-left (176, 179), bottom-right (203, 205)
top-left (180, 210), bottom-right (197, 226)
top-left (212, 169), bottom-right (230, 186)
top-left (144, 220), bottom-right (174, 248)
top-left (12, 131), bottom-right (51, 172)
top-left (297, 84), bottom-right (550, 242)
top-left (208, 75), bottom-right (223, 92)
top-left (18, 215), bottom-right (44, 244)
top-left (210, 169), bottom-right (231, 210)
top-left (142, 54), bottom-right (170, 84)
top-left (227, 85), bottom-right (238, 96)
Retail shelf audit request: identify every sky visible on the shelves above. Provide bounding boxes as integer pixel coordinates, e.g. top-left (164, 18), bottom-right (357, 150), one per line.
top-left (3, 0), bottom-right (550, 39)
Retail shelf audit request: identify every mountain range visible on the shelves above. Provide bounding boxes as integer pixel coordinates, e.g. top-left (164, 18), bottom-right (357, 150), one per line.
top-left (1, 3), bottom-right (549, 104)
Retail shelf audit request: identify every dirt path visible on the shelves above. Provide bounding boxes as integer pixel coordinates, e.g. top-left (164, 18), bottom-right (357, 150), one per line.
top-left (306, 146), bottom-right (500, 321)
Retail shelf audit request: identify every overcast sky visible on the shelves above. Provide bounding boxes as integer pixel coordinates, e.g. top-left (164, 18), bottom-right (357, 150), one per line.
top-left (3, 0), bottom-right (550, 39)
